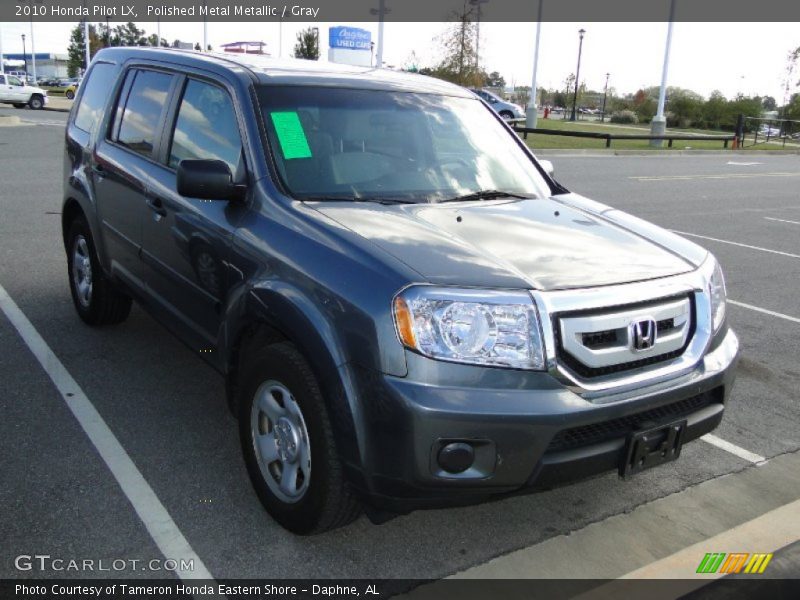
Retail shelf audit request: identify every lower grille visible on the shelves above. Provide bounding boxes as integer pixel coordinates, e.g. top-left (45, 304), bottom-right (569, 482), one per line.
top-left (545, 390), bottom-right (720, 453)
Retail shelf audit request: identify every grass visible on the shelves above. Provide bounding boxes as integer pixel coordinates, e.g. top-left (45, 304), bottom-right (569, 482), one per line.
top-left (518, 118), bottom-right (798, 151)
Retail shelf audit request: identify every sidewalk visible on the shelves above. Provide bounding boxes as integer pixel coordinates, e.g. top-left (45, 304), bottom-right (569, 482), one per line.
top-left (45, 96), bottom-right (72, 112)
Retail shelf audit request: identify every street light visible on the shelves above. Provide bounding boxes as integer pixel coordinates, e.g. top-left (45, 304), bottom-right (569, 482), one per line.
top-left (569, 28), bottom-right (585, 122)
top-left (469, 0), bottom-right (489, 69)
top-left (21, 34), bottom-right (27, 76)
top-left (312, 27), bottom-right (319, 60)
top-left (370, 0), bottom-right (391, 68)
top-left (601, 72), bottom-right (610, 122)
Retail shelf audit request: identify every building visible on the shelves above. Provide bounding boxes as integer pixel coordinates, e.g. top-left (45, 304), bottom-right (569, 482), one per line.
top-left (220, 41), bottom-right (269, 55)
top-left (1, 53), bottom-right (69, 79)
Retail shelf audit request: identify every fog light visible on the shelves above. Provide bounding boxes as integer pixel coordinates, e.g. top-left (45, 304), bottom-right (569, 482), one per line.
top-left (437, 442), bottom-right (475, 474)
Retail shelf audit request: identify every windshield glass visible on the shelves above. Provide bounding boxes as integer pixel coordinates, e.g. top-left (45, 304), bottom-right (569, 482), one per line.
top-left (257, 86), bottom-right (549, 203)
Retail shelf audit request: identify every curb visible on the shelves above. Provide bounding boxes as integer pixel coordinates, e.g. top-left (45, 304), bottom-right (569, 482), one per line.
top-left (534, 149), bottom-right (800, 157)
top-left (45, 106), bottom-right (71, 113)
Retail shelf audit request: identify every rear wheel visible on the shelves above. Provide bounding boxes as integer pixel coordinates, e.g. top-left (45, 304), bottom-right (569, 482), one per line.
top-left (499, 110), bottom-right (514, 120)
top-left (66, 218), bottom-right (132, 325)
top-left (238, 342), bottom-right (361, 534)
top-left (28, 95), bottom-right (44, 110)
top-left (65, 90), bottom-right (75, 100)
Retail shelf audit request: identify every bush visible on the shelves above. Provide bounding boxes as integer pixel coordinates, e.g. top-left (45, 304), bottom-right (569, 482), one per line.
top-left (610, 110), bottom-right (639, 124)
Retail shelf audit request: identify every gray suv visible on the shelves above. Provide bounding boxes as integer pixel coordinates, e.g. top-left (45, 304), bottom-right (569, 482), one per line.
top-left (63, 48), bottom-right (739, 534)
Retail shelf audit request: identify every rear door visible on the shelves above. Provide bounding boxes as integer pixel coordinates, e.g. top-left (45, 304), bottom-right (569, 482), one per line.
top-left (141, 75), bottom-right (249, 360)
top-left (0, 75), bottom-right (10, 101)
top-left (93, 67), bottom-right (177, 288)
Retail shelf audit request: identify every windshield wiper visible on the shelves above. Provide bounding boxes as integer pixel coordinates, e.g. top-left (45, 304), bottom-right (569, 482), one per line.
top-left (436, 190), bottom-right (535, 203)
top-left (301, 196), bottom-right (419, 205)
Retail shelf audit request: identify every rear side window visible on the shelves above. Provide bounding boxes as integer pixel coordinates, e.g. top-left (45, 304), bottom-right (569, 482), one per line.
top-left (168, 79), bottom-right (242, 172)
top-left (74, 63), bottom-right (115, 133)
top-left (116, 70), bottom-right (173, 158)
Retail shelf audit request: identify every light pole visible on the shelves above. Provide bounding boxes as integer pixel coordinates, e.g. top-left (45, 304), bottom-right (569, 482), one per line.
top-left (569, 28), bottom-right (585, 122)
top-left (650, 0), bottom-right (676, 147)
top-left (470, 0), bottom-right (489, 69)
top-left (0, 26), bottom-right (5, 75)
top-left (526, 0), bottom-right (544, 128)
top-left (312, 27), bottom-right (319, 60)
top-left (21, 34), bottom-right (27, 76)
top-left (203, 1), bottom-right (208, 52)
top-left (600, 72), bottom-right (610, 122)
top-left (370, 0), bottom-right (391, 68)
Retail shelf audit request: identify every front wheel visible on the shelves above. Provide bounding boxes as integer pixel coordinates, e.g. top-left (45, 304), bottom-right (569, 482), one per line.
top-left (66, 217), bottom-right (132, 325)
top-left (65, 90), bottom-right (75, 100)
top-left (28, 95), bottom-right (44, 110)
top-left (238, 342), bottom-right (361, 534)
top-left (499, 110), bottom-right (514, 120)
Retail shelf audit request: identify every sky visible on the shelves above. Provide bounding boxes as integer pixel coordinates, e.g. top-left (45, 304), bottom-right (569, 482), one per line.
top-left (0, 20), bottom-right (797, 102)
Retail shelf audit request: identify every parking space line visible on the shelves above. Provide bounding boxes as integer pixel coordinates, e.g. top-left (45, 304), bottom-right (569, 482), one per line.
top-left (631, 172), bottom-right (800, 181)
top-left (765, 216), bottom-right (800, 226)
top-left (728, 299), bottom-right (800, 324)
top-left (671, 230), bottom-right (800, 259)
top-left (0, 283), bottom-right (215, 582)
top-left (701, 434), bottom-right (766, 464)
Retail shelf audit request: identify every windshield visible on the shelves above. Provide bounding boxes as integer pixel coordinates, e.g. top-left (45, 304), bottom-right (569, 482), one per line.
top-left (257, 86), bottom-right (549, 203)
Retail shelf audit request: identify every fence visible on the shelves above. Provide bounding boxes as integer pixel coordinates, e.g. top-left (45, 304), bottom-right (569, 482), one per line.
top-left (512, 126), bottom-right (736, 149)
top-left (740, 116), bottom-right (800, 148)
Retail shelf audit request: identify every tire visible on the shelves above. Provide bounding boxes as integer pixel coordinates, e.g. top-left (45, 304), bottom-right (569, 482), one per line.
top-left (12, 103), bottom-right (26, 109)
top-left (28, 95), bottom-right (44, 110)
top-left (66, 217), bottom-right (132, 326)
top-left (238, 341), bottom-right (361, 534)
top-left (65, 90), bottom-right (75, 100)
top-left (499, 110), bottom-right (514, 120)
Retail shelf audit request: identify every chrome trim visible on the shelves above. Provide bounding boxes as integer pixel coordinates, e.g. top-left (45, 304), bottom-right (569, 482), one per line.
top-left (558, 296), bottom-right (691, 368)
top-left (531, 255), bottom-right (716, 396)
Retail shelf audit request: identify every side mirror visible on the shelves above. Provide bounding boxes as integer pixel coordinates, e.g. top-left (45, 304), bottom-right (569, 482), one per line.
top-left (539, 159), bottom-right (555, 177)
top-left (177, 159), bottom-right (244, 200)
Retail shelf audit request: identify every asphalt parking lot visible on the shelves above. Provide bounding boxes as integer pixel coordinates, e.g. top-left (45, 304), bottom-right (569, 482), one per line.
top-left (1, 107), bottom-right (798, 583)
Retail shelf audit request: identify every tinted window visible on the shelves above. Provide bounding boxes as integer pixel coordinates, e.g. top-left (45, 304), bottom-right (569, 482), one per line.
top-left (74, 63), bottom-right (115, 133)
top-left (169, 79), bottom-right (242, 172)
top-left (117, 70), bottom-right (173, 158)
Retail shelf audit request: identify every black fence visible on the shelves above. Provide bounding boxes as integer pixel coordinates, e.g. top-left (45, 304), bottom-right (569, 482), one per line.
top-left (512, 126), bottom-right (736, 149)
top-left (740, 116), bottom-right (800, 148)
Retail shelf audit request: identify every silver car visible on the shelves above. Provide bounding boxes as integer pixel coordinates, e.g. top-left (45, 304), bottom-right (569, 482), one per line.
top-left (469, 88), bottom-right (525, 120)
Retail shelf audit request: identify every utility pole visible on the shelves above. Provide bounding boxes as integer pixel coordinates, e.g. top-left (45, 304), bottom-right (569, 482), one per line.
top-left (0, 26), bottom-right (4, 75)
top-left (600, 72), bottom-right (610, 122)
top-left (21, 34), bottom-right (27, 75)
top-left (526, 0), bottom-right (544, 128)
top-left (569, 28), bottom-right (585, 122)
top-left (29, 1), bottom-right (38, 82)
top-left (650, 0), bottom-right (676, 147)
top-left (84, 19), bottom-right (90, 72)
top-left (470, 0), bottom-right (489, 69)
top-left (203, 0), bottom-right (208, 52)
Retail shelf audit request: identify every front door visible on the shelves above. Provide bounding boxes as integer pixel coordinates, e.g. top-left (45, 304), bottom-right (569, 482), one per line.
top-left (141, 77), bottom-right (248, 358)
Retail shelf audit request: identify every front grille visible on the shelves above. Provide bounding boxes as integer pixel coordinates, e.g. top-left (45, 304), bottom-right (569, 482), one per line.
top-left (555, 294), bottom-right (695, 379)
top-left (545, 391), bottom-right (718, 453)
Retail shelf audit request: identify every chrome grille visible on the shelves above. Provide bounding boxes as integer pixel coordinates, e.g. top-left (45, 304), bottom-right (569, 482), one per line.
top-left (556, 295), bottom-right (694, 378)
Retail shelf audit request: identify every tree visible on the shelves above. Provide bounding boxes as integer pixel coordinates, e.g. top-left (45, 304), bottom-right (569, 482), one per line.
top-left (146, 33), bottom-right (167, 47)
top-left (113, 22), bottom-right (146, 46)
top-left (66, 23), bottom-right (104, 77)
top-left (430, 2), bottom-right (482, 86)
top-left (761, 96), bottom-right (777, 111)
top-left (293, 27), bottom-right (320, 60)
top-left (194, 43), bottom-right (202, 51)
top-left (485, 71), bottom-right (505, 89)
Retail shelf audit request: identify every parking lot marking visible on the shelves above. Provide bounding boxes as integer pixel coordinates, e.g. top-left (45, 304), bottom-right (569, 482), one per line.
top-left (671, 230), bottom-right (800, 259)
top-left (764, 216), bottom-right (800, 226)
top-left (0, 283), bottom-right (215, 582)
top-left (701, 434), bottom-right (766, 464)
top-left (728, 299), bottom-right (800, 325)
top-left (631, 172), bottom-right (800, 181)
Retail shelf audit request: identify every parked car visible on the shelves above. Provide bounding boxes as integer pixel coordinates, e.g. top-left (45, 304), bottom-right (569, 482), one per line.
top-left (65, 80), bottom-right (80, 100)
top-left (0, 73), bottom-right (49, 109)
top-left (63, 48), bottom-right (739, 534)
top-left (469, 88), bottom-right (526, 120)
top-left (758, 125), bottom-right (781, 137)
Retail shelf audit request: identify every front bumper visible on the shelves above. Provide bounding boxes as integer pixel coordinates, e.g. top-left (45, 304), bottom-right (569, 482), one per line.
top-left (347, 328), bottom-right (739, 513)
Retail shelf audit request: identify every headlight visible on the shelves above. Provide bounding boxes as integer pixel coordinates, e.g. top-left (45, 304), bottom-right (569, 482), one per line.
top-left (709, 258), bottom-right (727, 332)
top-left (393, 286), bottom-right (545, 369)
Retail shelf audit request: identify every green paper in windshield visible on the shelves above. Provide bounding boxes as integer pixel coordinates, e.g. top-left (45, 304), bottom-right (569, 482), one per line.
top-left (270, 111), bottom-right (312, 159)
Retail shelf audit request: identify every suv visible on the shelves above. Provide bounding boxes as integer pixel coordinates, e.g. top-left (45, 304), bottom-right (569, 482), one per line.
top-left (63, 48), bottom-right (739, 534)
top-left (469, 88), bottom-right (525, 120)
top-left (0, 73), bottom-right (48, 109)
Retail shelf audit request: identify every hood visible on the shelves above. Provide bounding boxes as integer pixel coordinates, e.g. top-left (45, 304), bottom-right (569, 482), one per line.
top-left (312, 196), bottom-right (698, 291)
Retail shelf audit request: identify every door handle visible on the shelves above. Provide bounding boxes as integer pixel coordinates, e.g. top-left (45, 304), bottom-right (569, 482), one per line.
top-left (91, 164), bottom-right (106, 179)
top-left (146, 196), bottom-right (167, 217)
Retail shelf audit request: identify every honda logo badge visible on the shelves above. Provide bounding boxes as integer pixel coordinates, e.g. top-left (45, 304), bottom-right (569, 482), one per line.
top-left (630, 318), bottom-right (657, 351)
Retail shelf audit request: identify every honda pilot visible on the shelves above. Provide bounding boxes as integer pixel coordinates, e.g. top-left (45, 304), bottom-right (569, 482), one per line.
top-left (63, 48), bottom-right (739, 534)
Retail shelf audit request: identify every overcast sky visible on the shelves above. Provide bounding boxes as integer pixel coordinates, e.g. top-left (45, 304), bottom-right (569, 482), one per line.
top-left (1, 20), bottom-right (797, 101)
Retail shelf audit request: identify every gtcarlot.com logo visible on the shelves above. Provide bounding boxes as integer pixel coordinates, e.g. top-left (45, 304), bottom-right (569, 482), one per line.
top-left (14, 555), bottom-right (195, 573)
top-left (696, 552), bottom-right (773, 574)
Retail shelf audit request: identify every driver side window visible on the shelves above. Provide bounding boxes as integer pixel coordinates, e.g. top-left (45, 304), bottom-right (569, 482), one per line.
top-left (7, 75), bottom-right (22, 86)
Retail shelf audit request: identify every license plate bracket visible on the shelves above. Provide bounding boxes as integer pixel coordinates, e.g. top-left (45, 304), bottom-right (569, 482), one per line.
top-left (620, 419), bottom-right (686, 478)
